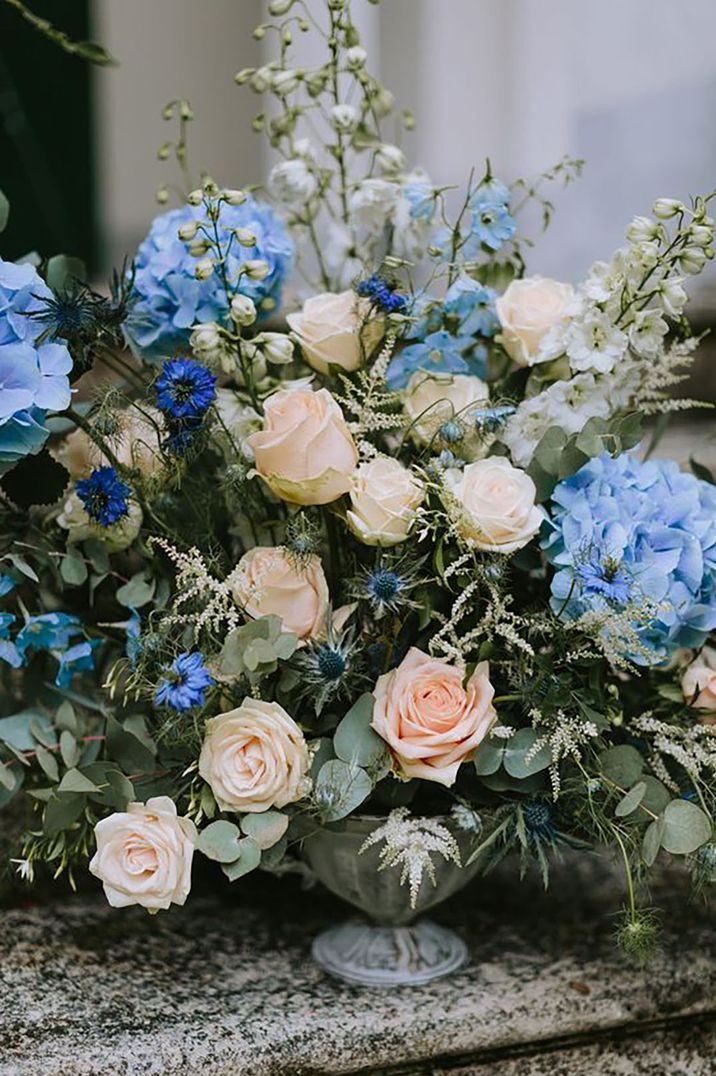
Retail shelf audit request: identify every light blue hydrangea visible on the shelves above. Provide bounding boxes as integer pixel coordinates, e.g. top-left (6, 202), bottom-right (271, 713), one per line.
top-left (543, 453), bottom-right (716, 664)
top-left (125, 198), bottom-right (293, 360)
top-left (0, 258), bottom-right (73, 474)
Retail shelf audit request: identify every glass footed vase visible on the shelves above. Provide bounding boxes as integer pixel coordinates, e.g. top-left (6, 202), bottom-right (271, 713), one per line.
top-left (301, 814), bottom-right (480, 987)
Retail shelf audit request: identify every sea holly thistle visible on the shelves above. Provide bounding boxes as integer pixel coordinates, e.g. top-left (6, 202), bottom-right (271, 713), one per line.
top-left (360, 807), bottom-right (462, 908)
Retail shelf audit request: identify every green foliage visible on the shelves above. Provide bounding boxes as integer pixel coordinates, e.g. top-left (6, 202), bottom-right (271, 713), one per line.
top-left (527, 413), bottom-right (644, 501)
top-left (196, 820), bottom-right (243, 862)
top-left (3, 0), bottom-right (117, 65)
top-left (240, 810), bottom-right (288, 850)
top-left (333, 693), bottom-right (390, 777)
top-left (0, 188), bottom-right (8, 232)
top-left (314, 759), bottom-right (372, 822)
top-left (474, 729), bottom-right (552, 782)
top-left (217, 616), bottom-right (298, 684)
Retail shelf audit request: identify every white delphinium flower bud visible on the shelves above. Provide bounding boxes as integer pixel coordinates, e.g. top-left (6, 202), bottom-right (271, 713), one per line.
top-left (222, 189), bottom-right (246, 206)
top-left (186, 189), bottom-right (203, 206)
top-left (657, 277), bottom-right (688, 318)
top-left (688, 224), bottom-right (713, 248)
top-left (194, 259), bottom-right (214, 281)
top-left (652, 197), bottom-right (684, 220)
top-left (178, 220), bottom-right (200, 242)
top-left (345, 46), bottom-right (367, 70)
top-left (256, 333), bottom-right (294, 365)
top-left (243, 259), bottom-right (270, 281)
top-left (190, 323), bottom-right (225, 365)
top-left (373, 88), bottom-right (395, 118)
top-left (250, 65), bottom-right (274, 93)
top-left (272, 69), bottom-right (300, 96)
top-left (330, 104), bottom-right (358, 133)
top-left (235, 228), bottom-right (258, 247)
top-left (626, 216), bottom-right (660, 243)
top-left (293, 138), bottom-right (315, 161)
top-left (349, 178), bottom-right (399, 235)
top-left (202, 177), bottom-right (219, 198)
top-left (376, 143), bottom-right (405, 175)
top-left (269, 158), bottom-right (317, 205)
top-left (188, 238), bottom-right (211, 257)
top-left (680, 247), bottom-right (708, 274)
top-left (230, 294), bottom-right (257, 327)
top-left (269, 0), bottom-right (295, 14)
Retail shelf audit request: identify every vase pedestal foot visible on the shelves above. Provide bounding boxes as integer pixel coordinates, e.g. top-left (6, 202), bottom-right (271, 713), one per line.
top-left (311, 917), bottom-right (468, 987)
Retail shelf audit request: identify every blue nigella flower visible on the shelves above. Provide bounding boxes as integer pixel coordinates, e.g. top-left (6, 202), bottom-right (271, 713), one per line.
top-left (443, 275), bottom-right (499, 337)
top-left (76, 466), bottom-right (131, 527)
top-left (543, 452), bottom-right (716, 664)
top-left (155, 358), bottom-right (216, 421)
top-left (54, 638), bottom-right (102, 688)
top-left (386, 330), bottom-right (485, 390)
top-left (0, 613), bottom-right (22, 668)
top-left (155, 651), bottom-right (214, 712)
top-left (125, 198), bottom-right (293, 360)
top-left (356, 274), bottom-right (408, 314)
top-left (0, 258), bottom-right (73, 475)
top-left (472, 404), bottom-right (516, 435)
top-left (15, 612), bottom-right (84, 656)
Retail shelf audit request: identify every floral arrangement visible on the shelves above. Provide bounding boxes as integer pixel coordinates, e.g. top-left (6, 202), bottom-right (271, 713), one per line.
top-left (2, 0), bottom-right (716, 957)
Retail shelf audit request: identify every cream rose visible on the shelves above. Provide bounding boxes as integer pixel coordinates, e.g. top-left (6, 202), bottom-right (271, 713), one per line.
top-left (286, 290), bottom-right (383, 376)
top-left (199, 698), bottom-right (310, 813)
top-left (346, 457), bottom-right (423, 546)
top-left (371, 647), bottom-right (496, 786)
top-left (57, 491), bottom-right (143, 553)
top-left (228, 546), bottom-right (329, 640)
top-left (57, 407), bottom-right (163, 478)
top-left (247, 380), bottom-right (358, 505)
top-left (682, 647), bottom-right (716, 724)
top-left (404, 371), bottom-right (489, 447)
top-left (89, 797), bottom-right (196, 912)
top-left (496, 276), bottom-right (573, 367)
top-left (444, 457), bottom-right (543, 554)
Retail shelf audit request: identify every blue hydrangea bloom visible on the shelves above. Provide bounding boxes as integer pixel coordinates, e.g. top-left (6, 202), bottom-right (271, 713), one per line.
top-left (155, 358), bottom-right (216, 420)
top-left (543, 453), bottom-right (716, 664)
top-left (15, 612), bottom-right (84, 656)
top-left (443, 275), bottom-right (499, 337)
top-left (387, 331), bottom-right (487, 390)
top-left (0, 258), bottom-right (73, 474)
top-left (0, 613), bottom-right (22, 669)
top-left (155, 651), bottom-right (214, 712)
top-left (125, 198), bottom-right (293, 360)
top-left (76, 467), bottom-right (131, 527)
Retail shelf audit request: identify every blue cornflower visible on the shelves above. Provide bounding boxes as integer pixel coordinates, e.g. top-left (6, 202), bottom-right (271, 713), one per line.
top-left (155, 651), bottom-right (214, 712)
top-left (444, 276), bottom-right (499, 337)
top-left (76, 467), bottom-right (131, 527)
top-left (0, 613), bottom-right (22, 669)
top-left (155, 358), bottom-right (216, 421)
top-left (575, 549), bottom-right (632, 606)
top-left (356, 275), bottom-right (408, 314)
top-left (386, 330), bottom-right (485, 390)
top-left (54, 638), bottom-right (101, 688)
top-left (15, 612), bottom-right (84, 656)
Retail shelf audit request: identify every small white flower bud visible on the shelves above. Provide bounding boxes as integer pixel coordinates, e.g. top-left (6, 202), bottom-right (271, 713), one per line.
top-left (293, 138), bottom-right (315, 161)
top-left (688, 224), bottom-right (713, 248)
top-left (652, 197), bottom-right (684, 220)
top-left (234, 68), bottom-right (255, 85)
top-left (250, 66), bottom-right (273, 93)
top-left (257, 332), bottom-right (294, 364)
top-left (373, 88), bottom-right (395, 118)
top-left (157, 142), bottom-right (171, 161)
top-left (235, 228), bottom-right (257, 247)
top-left (202, 177), bottom-right (219, 198)
top-left (155, 185), bottom-right (169, 205)
top-left (272, 69), bottom-right (300, 96)
top-left (222, 188), bottom-right (246, 206)
top-left (330, 103), bottom-right (358, 133)
top-left (188, 238), bottom-right (211, 257)
top-left (346, 46), bottom-right (367, 70)
top-left (269, 0), bottom-right (294, 14)
top-left (679, 247), bottom-right (707, 274)
top-left (187, 189), bottom-right (203, 206)
top-left (190, 323), bottom-right (222, 354)
top-left (626, 216), bottom-right (659, 243)
top-left (243, 259), bottom-right (270, 281)
top-left (195, 258), bottom-right (215, 281)
top-left (230, 294), bottom-right (257, 326)
top-left (376, 143), bottom-right (405, 174)
top-left (178, 220), bottom-right (200, 241)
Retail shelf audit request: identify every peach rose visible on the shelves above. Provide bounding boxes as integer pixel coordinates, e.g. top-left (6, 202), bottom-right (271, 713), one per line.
top-left (247, 380), bottom-right (358, 505)
top-left (682, 647), bottom-right (716, 724)
top-left (287, 290), bottom-right (383, 375)
top-left (89, 797), bottom-right (196, 912)
top-left (496, 276), bottom-right (573, 367)
top-left (371, 647), bottom-right (496, 786)
top-left (199, 698), bottom-right (310, 813)
top-left (58, 406), bottom-right (163, 478)
top-left (346, 456), bottom-right (423, 546)
top-left (404, 371), bottom-right (489, 447)
top-left (228, 546), bottom-right (329, 640)
top-left (443, 456), bottom-right (543, 553)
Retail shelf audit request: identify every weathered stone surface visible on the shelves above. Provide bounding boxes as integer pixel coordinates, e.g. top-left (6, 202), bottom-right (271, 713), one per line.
top-left (0, 855), bottom-right (713, 1075)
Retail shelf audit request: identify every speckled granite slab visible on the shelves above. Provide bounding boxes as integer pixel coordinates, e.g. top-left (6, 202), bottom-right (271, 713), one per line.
top-left (0, 858), bottom-right (713, 1076)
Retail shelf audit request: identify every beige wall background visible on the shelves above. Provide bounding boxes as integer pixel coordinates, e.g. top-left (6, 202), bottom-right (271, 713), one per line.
top-left (93, 0), bottom-right (716, 307)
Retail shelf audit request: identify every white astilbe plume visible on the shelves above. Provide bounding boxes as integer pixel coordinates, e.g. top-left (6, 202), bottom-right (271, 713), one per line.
top-left (149, 537), bottom-right (241, 634)
top-left (632, 712), bottom-right (716, 790)
top-left (359, 807), bottom-right (461, 907)
top-left (529, 706), bottom-right (600, 799)
top-left (336, 330), bottom-right (402, 445)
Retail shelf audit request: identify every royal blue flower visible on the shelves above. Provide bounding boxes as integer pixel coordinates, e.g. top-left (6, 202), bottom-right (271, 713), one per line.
top-left (155, 358), bottom-right (216, 421)
top-left (0, 613), bottom-right (22, 669)
top-left (387, 331), bottom-right (486, 390)
top-left (356, 275), bottom-right (408, 314)
top-left (155, 651), bottom-right (214, 712)
top-left (443, 276), bottom-right (499, 337)
top-left (54, 638), bottom-right (102, 688)
top-left (125, 198), bottom-right (292, 360)
top-left (76, 467), bottom-right (131, 527)
top-left (15, 612), bottom-right (84, 656)
top-left (0, 258), bottom-right (73, 474)
top-left (543, 452), bottom-right (716, 664)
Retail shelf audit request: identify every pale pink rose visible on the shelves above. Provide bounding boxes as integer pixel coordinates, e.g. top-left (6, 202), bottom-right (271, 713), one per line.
top-left (58, 406), bottom-right (163, 478)
top-left (496, 276), bottom-right (573, 367)
top-left (228, 546), bottom-right (329, 640)
top-left (199, 698), bottom-right (310, 812)
top-left (682, 646), bottom-right (716, 724)
top-left (371, 647), bottom-right (496, 786)
top-left (443, 457), bottom-right (543, 553)
top-left (346, 457), bottom-right (423, 546)
top-left (248, 380), bottom-right (358, 505)
top-left (286, 290), bottom-right (383, 375)
top-left (89, 797), bottom-right (196, 912)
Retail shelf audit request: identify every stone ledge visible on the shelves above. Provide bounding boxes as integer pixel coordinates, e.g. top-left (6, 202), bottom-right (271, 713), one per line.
top-left (0, 858), bottom-right (713, 1076)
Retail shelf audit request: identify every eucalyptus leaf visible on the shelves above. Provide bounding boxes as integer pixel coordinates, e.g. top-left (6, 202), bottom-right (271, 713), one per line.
top-left (503, 728), bottom-right (553, 779)
top-left (197, 820), bottom-right (243, 863)
top-left (60, 549), bottom-right (88, 586)
top-left (315, 759), bottom-right (372, 822)
top-left (116, 574), bottom-right (155, 609)
top-left (35, 745), bottom-right (59, 782)
top-left (222, 836), bottom-right (262, 880)
top-left (615, 780), bottom-right (646, 818)
top-left (0, 765), bottom-right (23, 808)
top-left (240, 810), bottom-right (288, 850)
top-left (598, 744), bottom-right (644, 789)
top-left (334, 694), bottom-right (388, 772)
top-left (473, 736), bottom-right (505, 776)
top-left (43, 793), bottom-right (85, 836)
top-left (59, 730), bottom-right (80, 769)
top-left (57, 768), bottom-right (99, 794)
top-left (642, 818), bottom-right (663, 866)
top-left (660, 799), bottom-right (712, 855)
